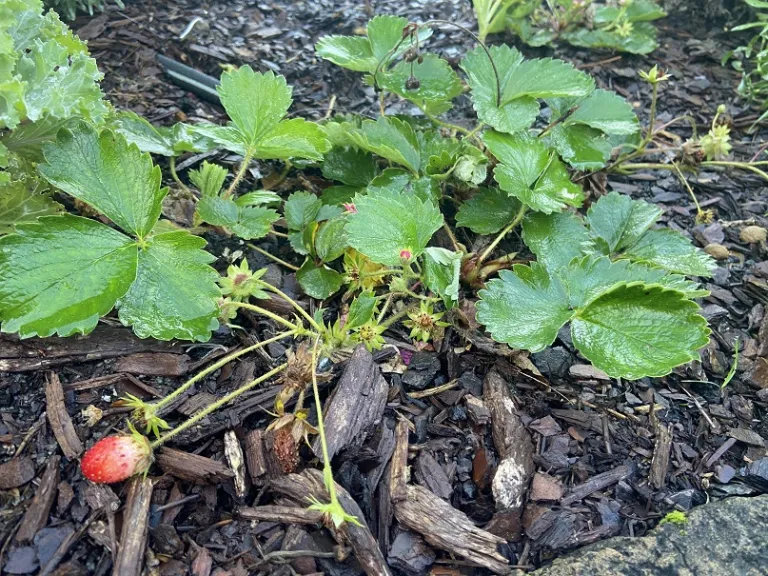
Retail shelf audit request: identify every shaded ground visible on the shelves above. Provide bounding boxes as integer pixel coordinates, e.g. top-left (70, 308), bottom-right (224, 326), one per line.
top-left (1, 1), bottom-right (768, 575)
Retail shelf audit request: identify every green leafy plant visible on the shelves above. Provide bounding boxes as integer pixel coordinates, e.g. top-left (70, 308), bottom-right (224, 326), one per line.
top-left (505, 0), bottom-right (667, 55)
top-left (474, 0), bottom-right (523, 42)
top-left (725, 0), bottom-right (768, 128)
top-left (44, 0), bottom-right (123, 21)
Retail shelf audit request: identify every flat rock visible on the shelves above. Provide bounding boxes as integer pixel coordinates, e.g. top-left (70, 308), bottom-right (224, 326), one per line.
top-left (516, 495), bottom-right (768, 576)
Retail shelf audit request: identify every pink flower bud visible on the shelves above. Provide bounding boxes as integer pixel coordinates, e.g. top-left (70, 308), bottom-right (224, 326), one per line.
top-left (343, 202), bottom-right (357, 214)
top-left (400, 249), bottom-right (412, 260)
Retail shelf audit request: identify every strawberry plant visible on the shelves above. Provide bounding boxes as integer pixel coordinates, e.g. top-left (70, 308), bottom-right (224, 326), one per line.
top-left (504, 0), bottom-right (667, 55)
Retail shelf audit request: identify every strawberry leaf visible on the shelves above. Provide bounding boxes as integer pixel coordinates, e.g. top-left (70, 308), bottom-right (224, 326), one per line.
top-left (38, 123), bottom-right (166, 239)
top-left (484, 131), bottom-right (583, 213)
top-left (477, 263), bottom-right (572, 351)
top-left (585, 191), bottom-right (662, 253)
top-left (197, 196), bottom-right (279, 240)
top-left (0, 215), bottom-right (137, 338)
top-left (345, 186), bottom-right (443, 265)
top-left (345, 291), bottom-right (377, 330)
top-left (456, 187), bottom-right (522, 235)
top-left (562, 89), bottom-right (639, 135)
top-left (117, 231), bottom-right (219, 341)
top-left (0, 179), bottom-right (62, 234)
top-left (322, 147), bottom-right (377, 187)
top-left (189, 161), bottom-right (228, 197)
top-left (423, 247), bottom-right (462, 306)
top-left (623, 229), bottom-right (716, 277)
top-left (315, 217), bottom-right (348, 263)
top-left (348, 117), bottom-right (421, 174)
top-left (547, 124), bottom-right (614, 171)
top-left (114, 112), bottom-right (211, 157)
top-left (521, 211), bottom-right (590, 271)
top-left (297, 260), bottom-right (344, 299)
top-left (572, 283), bottom-right (709, 379)
top-left (284, 191), bottom-right (323, 231)
top-left (379, 55), bottom-right (463, 115)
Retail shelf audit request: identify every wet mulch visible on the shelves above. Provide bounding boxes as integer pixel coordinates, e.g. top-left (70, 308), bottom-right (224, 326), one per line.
top-left (2, 1), bottom-right (768, 575)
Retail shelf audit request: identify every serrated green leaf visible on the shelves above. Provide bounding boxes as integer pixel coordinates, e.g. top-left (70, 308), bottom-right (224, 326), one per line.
top-left (623, 228), bottom-right (716, 277)
top-left (253, 117), bottom-right (330, 161)
top-left (0, 215), bottom-right (137, 338)
top-left (346, 291), bottom-right (377, 330)
top-left (315, 217), bottom-right (348, 262)
top-left (321, 147), bottom-right (376, 187)
top-left (502, 57), bottom-right (594, 104)
top-left (114, 113), bottom-right (210, 157)
top-left (0, 179), bottom-right (62, 234)
top-left (321, 185), bottom-right (359, 206)
top-left (477, 263), bottom-right (571, 351)
top-left (418, 131), bottom-right (463, 176)
top-left (565, 89), bottom-right (639, 135)
top-left (296, 259), bottom-right (343, 299)
top-left (461, 44), bottom-right (539, 134)
top-left (548, 124), bottom-right (613, 171)
top-left (522, 211), bottom-right (589, 271)
top-left (197, 196), bottom-right (278, 240)
top-left (117, 231), bottom-right (219, 341)
top-left (484, 131), bottom-right (583, 213)
top-left (315, 35), bottom-right (375, 72)
top-left (284, 191), bottom-right (322, 231)
top-left (456, 187), bottom-right (521, 235)
top-left (1, 115), bottom-right (71, 162)
top-left (189, 161), bottom-right (228, 198)
top-left (572, 283), bottom-right (709, 379)
top-left (562, 23), bottom-right (659, 55)
top-left (345, 186), bottom-right (443, 265)
top-left (423, 246), bottom-right (462, 306)
top-left (348, 117), bottom-right (421, 174)
top-left (586, 191), bottom-right (662, 253)
top-left (218, 67), bottom-right (291, 147)
top-left (379, 55), bottom-right (463, 115)
top-left (235, 190), bottom-right (281, 206)
top-left (38, 124), bottom-right (166, 239)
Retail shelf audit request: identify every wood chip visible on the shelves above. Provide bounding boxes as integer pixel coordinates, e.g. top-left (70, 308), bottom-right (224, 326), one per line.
top-left (561, 465), bottom-right (631, 506)
top-left (650, 422), bottom-right (673, 490)
top-left (45, 372), bottom-right (83, 459)
top-left (156, 448), bottom-right (235, 483)
top-left (191, 547), bottom-right (213, 576)
top-left (312, 345), bottom-right (388, 462)
top-left (243, 429), bottom-right (267, 482)
top-left (529, 472), bottom-right (564, 502)
top-left (484, 369), bottom-right (534, 512)
top-left (728, 427), bottom-right (767, 447)
top-left (414, 453), bottom-right (452, 500)
top-left (15, 456), bottom-right (60, 543)
top-left (224, 431), bottom-right (248, 498)
top-left (238, 505), bottom-right (323, 525)
top-left (114, 352), bottom-right (191, 376)
top-left (0, 457), bottom-right (35, 489)
top-left (114, 477), bottom-right (153, 576)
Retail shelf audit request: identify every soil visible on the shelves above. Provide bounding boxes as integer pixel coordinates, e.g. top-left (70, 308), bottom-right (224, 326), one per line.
top-left (2, 1), bottom-right (768, 575)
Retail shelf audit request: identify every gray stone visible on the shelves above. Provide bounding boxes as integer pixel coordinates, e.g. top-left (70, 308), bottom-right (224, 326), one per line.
top-left (515, 495), bottom-right (768, 576)
top-left (532, 346), bottom-right (572, 378)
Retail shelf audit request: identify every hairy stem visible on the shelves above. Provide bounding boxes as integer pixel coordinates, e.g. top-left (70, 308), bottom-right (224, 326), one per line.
top-left (310, 338), bottom-right (338, 505)
top-left (247, 243), bottom-right (300, 272)
top-left (169, 157), bottom-right (192, 196)
top-left (234, 302), bottom-right (310, 333)
top-left (150, 363), bottom-right (288, 448)
top-left (671, 162), bottom-right (702, 212)
top-left (224, 149), bottom-right (255, 199)
top-left (257, 282), bottom-right (323, 333)
top-left (152, 330), bottom-right (296, 412)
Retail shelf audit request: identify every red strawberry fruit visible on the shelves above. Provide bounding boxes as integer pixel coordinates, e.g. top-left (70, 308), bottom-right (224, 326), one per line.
top-left (81, 429), bottom-right (153, 484)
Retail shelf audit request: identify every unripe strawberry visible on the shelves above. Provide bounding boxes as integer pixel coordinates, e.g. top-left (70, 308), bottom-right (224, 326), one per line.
top-left (81, 430), bottom-right (153, 484)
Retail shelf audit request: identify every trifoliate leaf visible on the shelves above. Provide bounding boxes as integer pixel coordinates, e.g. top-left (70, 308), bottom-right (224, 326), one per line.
top-left (378, 55), bottom-right (463, 115)
top-left (117, 231), bottom-right (219, 341)
top-left (296, 259), bottom-right (344, 299)
top-left (461, 44), bottom-right (593, 134)
top-left (521, 211), bottom-right (589, 271)
top-left (345, 187), bottom-right (443, 265)
top-left (0, 215), bottom-right (137, 338)
top-left (346, 291), bottom-right (377, 330)
top-left (189, 161), bottom-right (228, 197)
top-left (315, 15), bottom-right (431, 75)
top-left (547, 124), bottom-right (614, 171)
top-left (571, 283), bottom-right (709, 379)
top-left (321, 147), bottom-right (377, 187)
top-left (0, 180), bottom-right (62, 234)
top-left (197, 196), bottom-right (278, 240)
top-left (456, 187), bottom-right (521, 235)
top-left (564, 89), bottom-right (639, 135)
top-left (623, 229), bottom-right (716, 277)
top-left (477, 263), bottom-right (571, 351)
top-left (284, 191), bottom-right (322, 231)
top-left (315, 217), bottom-right (348, 262)
top-left (586, 191), bottom-right (662, 253)
top-left (484, 131), bottom-right (583, 213)
top-left (38, 124), bottom-right (166, 239)
top-left (423, 247), bottom-right (462, 306)
top-left (348, 117), bottom-right (421, 174)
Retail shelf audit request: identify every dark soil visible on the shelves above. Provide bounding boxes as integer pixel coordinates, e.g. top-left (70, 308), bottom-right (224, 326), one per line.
top-left (2, 1), bottom-right (768, 575)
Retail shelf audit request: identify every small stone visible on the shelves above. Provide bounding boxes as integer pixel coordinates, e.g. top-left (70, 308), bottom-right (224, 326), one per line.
top-left (4, 547), bottom-right (38, 574)
top-left (695, 222), bottom-right (725, 245)
top-left (702, 304), bottom-right (729, 321)
top-left (529, 415), bottom-right (562, 437)
top-left (388, 531), bottom-right (436, 576)
top-left (740, 225), bottom-right (767, 243)
top-left (624, 391), bottom-right (643, 405)
top-left (716, 464), bottom-right (736, 483)
top-left (746, 357), bottom-right (768, 390)
top-left (532, 346), bottom-right (572, 378)
top-left (530, 472), bottom-right (564, 501)
top-left (35, 525), bottom-right (74, 567)
top-left (712, 266), bottom-right (730, 286)
top-left (569, 364), bottom-right (611, 381)
top-left (704, 243), bottom-right (729, 260)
